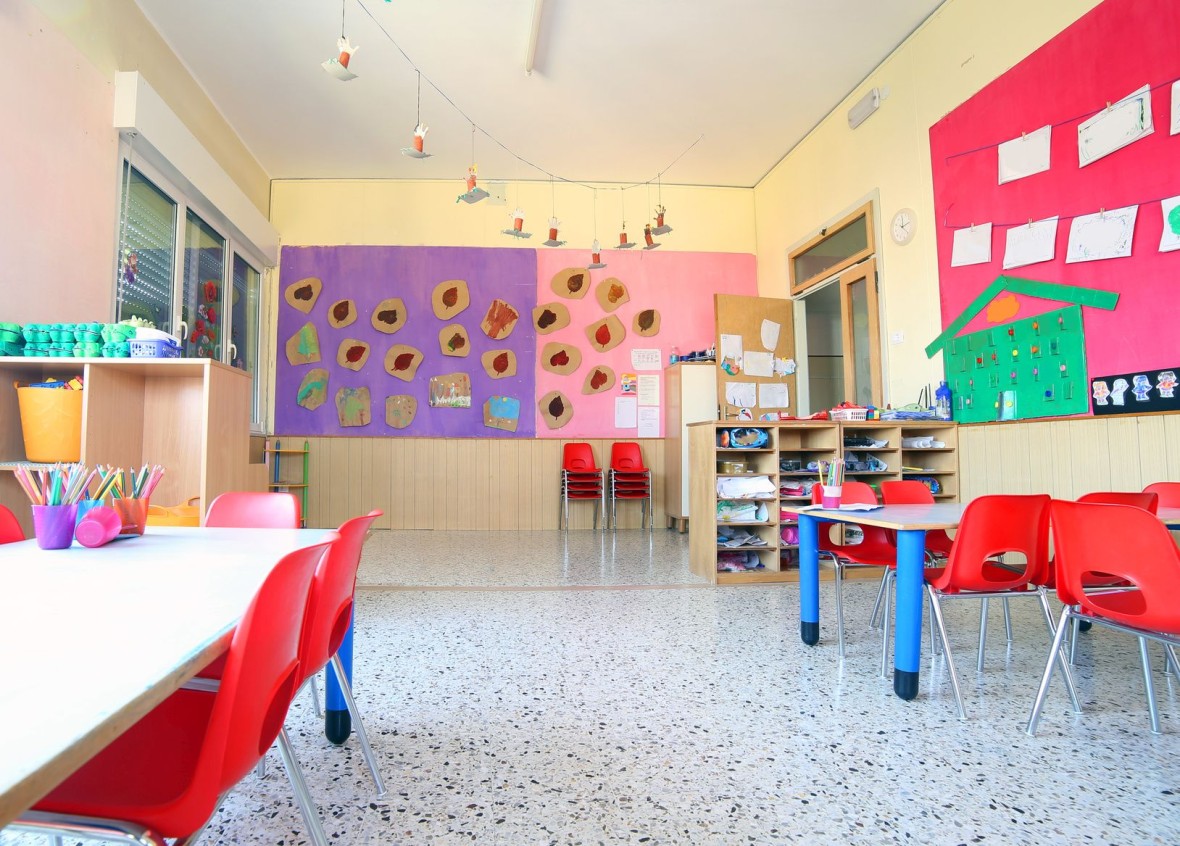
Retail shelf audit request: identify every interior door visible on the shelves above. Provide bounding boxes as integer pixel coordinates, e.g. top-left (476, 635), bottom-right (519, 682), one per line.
top-left (838, 258), bottom-right (882, 406)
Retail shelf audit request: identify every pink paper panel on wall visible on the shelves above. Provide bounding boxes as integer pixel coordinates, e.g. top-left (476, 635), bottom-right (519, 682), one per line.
top-left (928, 0), bottom-right (1180, 380)
top-left (533, 249), bottom-right (757, 438)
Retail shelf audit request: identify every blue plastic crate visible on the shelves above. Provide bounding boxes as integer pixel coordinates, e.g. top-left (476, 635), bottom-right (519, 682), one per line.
top-left (129, 338), bottom-right (181, 358)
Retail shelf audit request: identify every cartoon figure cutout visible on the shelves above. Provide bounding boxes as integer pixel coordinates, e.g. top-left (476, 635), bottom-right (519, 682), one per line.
top-left (1156, 371), bottom-right (1177, 398)
top-left (1132, 375), bottom-right (1152, 402)
top-left (1091, 380), bottom-right (1110, 406)
top-left (1110, 378), bottom-right (1129, 406)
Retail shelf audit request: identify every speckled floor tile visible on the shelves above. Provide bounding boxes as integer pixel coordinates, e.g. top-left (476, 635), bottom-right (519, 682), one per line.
top-left (6, 530), bottom-right (1180, 845)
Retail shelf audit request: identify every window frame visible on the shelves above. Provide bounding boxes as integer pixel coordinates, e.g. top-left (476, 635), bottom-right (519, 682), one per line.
top-left (787, 202), bottom-right (876, 296)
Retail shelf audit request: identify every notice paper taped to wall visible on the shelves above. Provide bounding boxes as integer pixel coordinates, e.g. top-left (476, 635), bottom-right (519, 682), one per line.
top-left (998, 125), bottom-right (1051, 184)
top-left (951, 223), bottom-right (993, 267)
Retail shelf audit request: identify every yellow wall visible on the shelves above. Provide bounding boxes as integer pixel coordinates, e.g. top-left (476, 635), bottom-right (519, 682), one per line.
top-left (271, 179), bottom-right (755, 252)
top-left (753, 0), bottom-right (1103, 407)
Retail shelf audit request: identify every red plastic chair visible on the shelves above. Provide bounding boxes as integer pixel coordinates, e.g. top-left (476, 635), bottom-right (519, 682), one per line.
top-left (1143, 481), bottom-right (1180, 508)
top-left (13, 538), bottom-right (336, 845)
top-left (925, 494), bottom-right (1079, 720)
top-left (881, 480), bottom-right (954, 557)
top-left (560, 443), bottom-right (604, 530)
top-left (206, 491), bottom-right (301, 528)
top-left (609, 442), bottom-right (652, 531)
top-left (0, 504), bottom-right (25, 543)
top-left (809, 481), bottom-right (897, 659)
top-left (1029, 500), bottom-right (1180, 735)
top-left (296, 510), bottom-right (386, 797)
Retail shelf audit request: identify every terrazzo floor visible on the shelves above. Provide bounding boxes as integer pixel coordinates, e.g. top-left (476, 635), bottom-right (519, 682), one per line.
top-left (7, 529), bottom-right (1180, 845)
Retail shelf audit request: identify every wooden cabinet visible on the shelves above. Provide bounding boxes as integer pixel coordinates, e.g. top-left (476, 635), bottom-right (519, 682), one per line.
top-left (0, 358), bottom-right (255, 535)
top-left (266, 439), bottom-right (310, 527)
top-left (663, 362), bottom-right (718, 530)
top-left (690, 420), bottom-right (958, 585)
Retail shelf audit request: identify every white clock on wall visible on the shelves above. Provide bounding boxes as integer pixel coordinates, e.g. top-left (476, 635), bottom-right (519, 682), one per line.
top-left (890, 208), bottom-right (916, 245)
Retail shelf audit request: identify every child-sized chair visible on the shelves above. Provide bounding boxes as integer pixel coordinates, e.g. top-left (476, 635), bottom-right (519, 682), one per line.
top-left (608, 442), bottom-right (652, 531)
top-left (559, 443), bottom-right (604, 530)
top-left (0, 504), bottom-right (24, 544)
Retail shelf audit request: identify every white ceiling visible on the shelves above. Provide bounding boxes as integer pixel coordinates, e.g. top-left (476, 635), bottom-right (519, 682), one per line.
top-left (133, 0), bottom-right (945, 188)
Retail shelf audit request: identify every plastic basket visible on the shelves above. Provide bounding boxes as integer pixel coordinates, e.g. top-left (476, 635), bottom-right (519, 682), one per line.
top-left (830, 407), bottom-right (868, 421)
top-left (16, 384), bottom-right (83, 462)
top-left (129, 338), bottom-right (181, 358)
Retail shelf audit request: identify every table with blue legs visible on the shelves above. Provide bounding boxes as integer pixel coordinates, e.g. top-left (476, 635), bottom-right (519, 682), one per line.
top-left (793, 503), bottom-right (967, 700)
top-left (324, 614), bottom-right (354, 744)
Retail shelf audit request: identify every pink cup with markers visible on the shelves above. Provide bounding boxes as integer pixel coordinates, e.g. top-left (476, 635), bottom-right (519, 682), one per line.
top-left (821, 485), bottom-right (842, 509)
top-left (75, 506), bottom-right (123, 548)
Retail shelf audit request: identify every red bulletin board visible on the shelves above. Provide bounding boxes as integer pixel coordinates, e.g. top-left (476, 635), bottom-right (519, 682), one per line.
top-left (928, 0), bottom-right (1180, 389)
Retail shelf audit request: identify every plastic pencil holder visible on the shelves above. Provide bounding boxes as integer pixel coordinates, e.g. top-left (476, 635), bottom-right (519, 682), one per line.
top-left (74, 499), bottom-right (103, 525)
top-left (112, 498), bottom-right (149, 536)
top-left (821, 485), bottom-right (842, 509)
top-left (75, 506), bottom-right (123, 548)
top-left (32, 504), bottom-right (79, 550)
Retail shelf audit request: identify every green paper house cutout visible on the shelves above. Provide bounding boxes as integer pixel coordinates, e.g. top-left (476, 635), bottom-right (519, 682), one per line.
top-left (926, 276), bottom-right (1118, 424)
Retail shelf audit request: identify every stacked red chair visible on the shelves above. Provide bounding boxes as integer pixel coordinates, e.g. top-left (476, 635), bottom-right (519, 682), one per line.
top-left (560, 443), bottom-right (605, 530)
top-left (608, 442), bottom-right (653, 531)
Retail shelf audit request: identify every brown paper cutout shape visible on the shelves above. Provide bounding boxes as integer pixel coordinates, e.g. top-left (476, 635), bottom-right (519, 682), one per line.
top-left (327, 299), bottom-right (357, 329)
top-left (595, 278), bottom-right (630, 312)
top-left (538, 390), bottom-right (574, 430)
top-left (550, 267), bottom-right (589, 300)
top-left (483, 396), bottom-right (520, 432)
top-left (480, 349), bottom-right (517, 379)
top-left (296, 368), bottom-right (329, 411)
top-left (384, 344), bottom-right (424, 381)
top-left (336, 339), bottom-right (371, 371)
top-left (481, 298), bottom-right (519, 340)
top-left (438, 323), bottom-right (471, 357)
top-left (582, 365), bottom-right (616, 395)
top-left (385, 395), bottom-right (417, 429)
top-left (541, 341), bottom-right (581, 376)
top-left (285, 322), bottom-right (321, 365)
top-left (432, 279), bottom-right (470, 320)
top-left (532, 302), bottom-right (571, 335)
top-left (371, 297), bottom-right (408, 334)
top-left (632, 308), bottom-right (661, 337)
top-left (336, 386), bottom-right (371, 427)
top-left (585, 314), bottom-right (626, 353)
top-left (284, 277), bottom-right (322, 313)
top-left (429, 372), bottom-right (472, 408)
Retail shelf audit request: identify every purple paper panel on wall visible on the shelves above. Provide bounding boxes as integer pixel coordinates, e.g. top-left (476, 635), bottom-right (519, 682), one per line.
top-left (276, 246), bottom-right (537, 437)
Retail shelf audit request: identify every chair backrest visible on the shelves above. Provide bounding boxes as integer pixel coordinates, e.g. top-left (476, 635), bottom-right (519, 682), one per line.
top-left (562, 442), bottom-right (599, 473)
top-left (610, 442), bottom-right (647, 472)
top-left (809, 481), bottom-right (891, 549)
top-left (206, 492), bottom-right (301, 528)
top-left (300, 511), bottom-right (382, 675)
top-left (1050, 500), bottom-right (1180, 633)
top-left (881, 480), bottom-right (935, 505)
top-left (0, 504), bottom-right (25, 544)
top-left (930, 494), bottom-right (1050, 592)
top-left (1143, 482), bottom-right (1180, 508)
top-left (1078, 491), bottom-right (1159, 513)
top-left (194, 536), bottom-right (335, 825)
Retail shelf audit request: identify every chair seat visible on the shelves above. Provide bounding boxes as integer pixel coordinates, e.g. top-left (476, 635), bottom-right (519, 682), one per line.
top-left (928, 560), bottom-right (1041, 594)
top-left (827, 539), bottom-right (897, 567)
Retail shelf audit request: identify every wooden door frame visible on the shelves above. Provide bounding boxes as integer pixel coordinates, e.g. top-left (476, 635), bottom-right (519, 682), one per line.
top-left (838, 258), bottom-right (883, 406)
top-left (788, 202), bottom-right (876, 296)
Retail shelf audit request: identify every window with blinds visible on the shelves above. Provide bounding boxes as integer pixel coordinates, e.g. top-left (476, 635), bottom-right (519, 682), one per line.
top-left (115, 164), bottom-right (177, 331)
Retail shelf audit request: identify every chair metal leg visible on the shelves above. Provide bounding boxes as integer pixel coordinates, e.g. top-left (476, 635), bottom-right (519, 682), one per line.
top-left (1139, 636), bottom-right (1162, 734)
top-left (1026, 604), bottom-right (1076, 736)
top-left (833, 560), bottom-right (846, 659)
top-left (928, 589), bottom-right (940, 657)
top-left (276, 728), bottom-right (330, 846)
top-left (330, 654), bottom-right (388, 798)
top-left (927, 587), bottom-right (966, 719)
top-left (880, 569), bottom-right (892, 678)
top-left (869, 569), bottom-right (889, 630)
top-left (1037, 589), bottom-right (1081, 713)
top-left (308, 673), bottom-right (323, 719)
top-left (977, 597), bottom-right (989, 673)
top-left (1003, 598), bottom-right (1013, 643)
top-left (1069, 615), bottom-right (1081, 665)
top-left (255, 755), bottom-right (267, 779)
top-left (7, 812), bottom-right (165, 845)
top-left (1166, 644), bottom-right (1180, 677)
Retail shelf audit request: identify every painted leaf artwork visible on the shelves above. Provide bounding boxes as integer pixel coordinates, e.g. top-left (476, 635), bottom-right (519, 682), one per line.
top-left (383, 344), bottom-right (424, 381)
top-left (481, 348), bottom-right (517, 379)
top-left (595, 277), bottom-right (630, 312)
top-left (540, 341), bottom-right (581, 376)
top-left (385, 395), bottom-right (417, 429)
top-left (582, 365), bottom-right (615, 394)
top-left (483, 395), bottom-right (521, 432)
top-left (285, 322), bottom-right (321, 365)
top-left (297, 368), bottom-right (329, 410)
top-left (336, 339), bottom-right (371, 371)
top-left (550, 267), bottom-right (589, 299)
top-left (284, 277), bottom-right (322, 313)
top-left (370, 297), bottom-right (408, 334)
top-left (429, 372), bottom-right (472, 408)
top-left (335, 386), bottom-right (371, 427)
top-left (481, 298), bottom-right (520, 340)
top-left (632, 308), bottom-right (661, 337)
top-left (432, 279), bottom-right (470, 320)
top-left (327, 298), bottom-right (357, 329)
top-left (439, 323), bottom-right (471, 357)
top-left (585, 315), bottom-right (626, 353)
top-left (532, 301), bottom-right (570, 334)
top-left (538, 389), bottom-right (574, 429)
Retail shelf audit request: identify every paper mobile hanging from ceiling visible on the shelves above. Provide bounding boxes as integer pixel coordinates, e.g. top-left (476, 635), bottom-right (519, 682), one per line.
top-left (401, 72), bottom-right (432, 159)
top-left (502, 206), bottom-right (532, 239)
top-left (588, 191), bottom-right (606, 268)
top-left (643, 223), bottom-right (660, 250)
top-left (652, 174), bottom-right (673, 235)
top-left (457, 127), bottom-right (489, 204)
top-left (617, 189), bottom-right (635, 249)
top-left (322, 2), bottom-right (358, 81)
top-left (543, 180), bottom-right (565, 246)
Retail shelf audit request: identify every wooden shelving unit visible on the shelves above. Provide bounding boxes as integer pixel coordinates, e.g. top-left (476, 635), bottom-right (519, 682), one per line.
top-left (0, 357), bottom-right (254, 536)
top-left (265, 439), bottom-right (310, 527)
top-left (689, 419), bottom-right (959, 585)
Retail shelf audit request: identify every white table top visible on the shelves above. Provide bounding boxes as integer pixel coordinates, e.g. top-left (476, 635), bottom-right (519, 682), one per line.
top-left (0, 526), bottom-right (331, 828)
top-left (785, 502), bottom-right (1180, 531)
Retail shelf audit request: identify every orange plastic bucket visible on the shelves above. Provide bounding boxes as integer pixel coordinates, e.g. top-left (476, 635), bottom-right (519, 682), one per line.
top-left (16, 385), bottom-right (83, 462)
